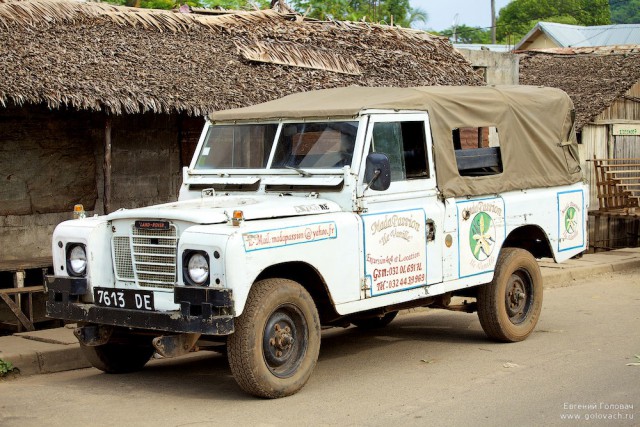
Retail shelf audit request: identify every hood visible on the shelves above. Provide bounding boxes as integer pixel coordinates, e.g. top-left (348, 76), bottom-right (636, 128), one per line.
top-left (106, 195), bottom-right (343, 224)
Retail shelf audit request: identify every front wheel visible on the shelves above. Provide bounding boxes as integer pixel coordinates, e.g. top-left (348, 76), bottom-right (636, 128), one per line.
top-left (227, 278), bottom-right (321, 398)
top-left (477, 248), bottom-right (543, 342)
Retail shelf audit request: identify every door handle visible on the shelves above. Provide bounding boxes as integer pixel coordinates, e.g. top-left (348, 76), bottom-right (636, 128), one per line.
top-left (426, 219), bottom-right (436, 242)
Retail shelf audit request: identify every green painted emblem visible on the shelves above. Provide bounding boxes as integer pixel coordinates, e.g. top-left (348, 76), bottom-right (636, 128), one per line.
top-left (564, 206), bottom-right (578, 235)
top-left (470, 212), bottom-right (495, 261)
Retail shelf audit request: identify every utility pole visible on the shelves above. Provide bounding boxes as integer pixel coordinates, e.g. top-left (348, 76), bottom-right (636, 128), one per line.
top-left (491, 0), bottom-right (496, 43)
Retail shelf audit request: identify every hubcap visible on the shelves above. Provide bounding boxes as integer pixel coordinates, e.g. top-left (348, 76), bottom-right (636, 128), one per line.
top-left (262, 304), bottom-right (308, 378)
top-left (505, 270), bottom-right (533, 324)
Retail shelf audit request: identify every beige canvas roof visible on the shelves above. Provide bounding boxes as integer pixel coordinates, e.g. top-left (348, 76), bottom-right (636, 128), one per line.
top-left (211, 86), bottom-right (582, 198)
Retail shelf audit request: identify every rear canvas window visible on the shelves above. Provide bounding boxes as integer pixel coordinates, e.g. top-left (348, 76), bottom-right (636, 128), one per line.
top-left (453, 126), bottom-right (503, 177)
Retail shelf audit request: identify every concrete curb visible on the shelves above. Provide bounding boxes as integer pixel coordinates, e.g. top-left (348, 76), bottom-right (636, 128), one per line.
top-left (1, 249), bottom-right (639, 378)
top-left (542, 251), bottom-right (640, 289)
top-left (0, 327), bottom-right (90, 377)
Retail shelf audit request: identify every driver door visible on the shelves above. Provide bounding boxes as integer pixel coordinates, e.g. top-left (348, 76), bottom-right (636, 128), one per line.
top-left (358, 113), bottom-right (444, 298)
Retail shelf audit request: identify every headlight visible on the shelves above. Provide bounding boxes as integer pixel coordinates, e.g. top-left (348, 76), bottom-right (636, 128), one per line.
top-left (185, 252), bottom-right (209, 285)
top-left (67, 244), bottom-right (87, 276)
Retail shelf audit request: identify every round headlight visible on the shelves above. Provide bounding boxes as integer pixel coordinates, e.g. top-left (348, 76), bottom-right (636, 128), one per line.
top-left (68, 245), bottom-right (87, 276)
top-left (187, 253), bottom-right (209, 285)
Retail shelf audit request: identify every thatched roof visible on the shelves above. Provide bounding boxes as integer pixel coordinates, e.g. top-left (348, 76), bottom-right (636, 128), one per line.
top-left (519, 46), bottom-right (640, 131)
top-left (0, 0), bottom-right (482, 116)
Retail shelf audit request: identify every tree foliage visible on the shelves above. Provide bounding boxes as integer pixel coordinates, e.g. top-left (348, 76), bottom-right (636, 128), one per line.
top-left (610, 0), bottom-right (640, 24)
top-left (100, 0), bottom-right (425, 27)
top-left (289, 0), bottom-right (426, 27)
top-left (438, 25), bottom-right (492, 44)
top-left (496, 0), bottom-right (611, 42)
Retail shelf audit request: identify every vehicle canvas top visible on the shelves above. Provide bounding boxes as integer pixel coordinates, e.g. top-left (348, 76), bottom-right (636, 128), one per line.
top-left (210, 85), bottom-right (582, 198)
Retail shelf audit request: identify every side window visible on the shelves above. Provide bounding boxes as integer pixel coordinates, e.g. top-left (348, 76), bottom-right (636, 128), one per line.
top-left (371, 121), bottom-right (429, 182)
top-left (453, 126), bottom-right (503, 176)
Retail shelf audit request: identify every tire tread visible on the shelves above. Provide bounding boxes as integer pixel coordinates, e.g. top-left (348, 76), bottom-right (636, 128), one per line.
top-left (477, 248), bottom-right (543, 342)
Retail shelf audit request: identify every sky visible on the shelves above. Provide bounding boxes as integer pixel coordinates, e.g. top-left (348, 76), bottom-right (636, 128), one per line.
top-left (410, 0), bottom-right (513, 31)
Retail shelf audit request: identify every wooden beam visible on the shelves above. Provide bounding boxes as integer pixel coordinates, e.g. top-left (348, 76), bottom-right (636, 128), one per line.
top-left (104, 116), bottom-right (112, 214)
top-left (0, 293), bottom-right (35, 331)
top-left (0, 286), bottom-right (44, 295)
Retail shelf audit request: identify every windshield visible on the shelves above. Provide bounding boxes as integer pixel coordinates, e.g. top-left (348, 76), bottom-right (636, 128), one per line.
top-left (194, 121), bottom-right (358, 171)
top-left (272, 122), bottom-right (358, 169)
top-left (195, 124), bottom-right (278, 169)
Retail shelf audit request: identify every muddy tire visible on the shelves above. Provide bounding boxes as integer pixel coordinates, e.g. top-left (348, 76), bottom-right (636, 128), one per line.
top-left (351, 311), bottom-right (398, 329)
top-left (227, 278), bottom-right (321, 398)
top-left (477, 248), bottom-right (543, 342)
top-left (80, 339), bottom-right (155, 374)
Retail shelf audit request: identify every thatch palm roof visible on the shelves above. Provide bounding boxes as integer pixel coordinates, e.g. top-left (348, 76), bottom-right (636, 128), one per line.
top-left (0, 0), bottom-right (482, 116)
top-left (519, 46), bottom-right (640, 131)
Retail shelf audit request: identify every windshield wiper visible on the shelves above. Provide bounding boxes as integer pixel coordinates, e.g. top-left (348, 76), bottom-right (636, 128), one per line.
top-left (285, 165), bottom-right (313, 177)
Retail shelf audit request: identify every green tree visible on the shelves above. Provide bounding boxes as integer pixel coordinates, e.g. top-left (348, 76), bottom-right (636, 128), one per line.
top-left (406, 7), bottom-right (428, 27)
top-left (290, 0), bottom-right (423, 27)
top-left (610, 0), bottom-right (640, 24)
top-left (439, 24), bottom-right (492, 44)
top-left (496, 0), bottom-right (610, 42)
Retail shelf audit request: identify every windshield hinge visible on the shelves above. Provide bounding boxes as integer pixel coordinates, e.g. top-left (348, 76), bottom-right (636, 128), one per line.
top-left (360, 277), bottom-right (371, 299)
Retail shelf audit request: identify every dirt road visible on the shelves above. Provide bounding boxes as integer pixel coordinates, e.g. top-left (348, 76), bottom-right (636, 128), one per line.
top-left (1, 270), bottom-right (638, 426)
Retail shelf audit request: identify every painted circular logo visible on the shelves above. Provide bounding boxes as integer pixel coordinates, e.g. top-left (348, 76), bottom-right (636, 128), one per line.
top-left (564, 206), bottom-right (578, 236)
top-left (470, 212), bottom-right (496, 261)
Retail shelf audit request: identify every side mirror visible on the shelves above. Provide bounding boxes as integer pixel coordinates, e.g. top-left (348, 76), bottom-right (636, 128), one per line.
top-left (364, 153), bottom-right (391, 192)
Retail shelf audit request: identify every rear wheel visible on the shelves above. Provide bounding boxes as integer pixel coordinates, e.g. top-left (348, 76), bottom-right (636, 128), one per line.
top-left (80, 337), bottom-right (155, 373)
top-left (227, 278), bottom-right (321, 398)
top-left (477, 248), bottom-right (543, 342)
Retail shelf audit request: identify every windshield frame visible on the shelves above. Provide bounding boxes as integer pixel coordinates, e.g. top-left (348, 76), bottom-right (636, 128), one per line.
top-left (189, 117), bottom-right (367, 176)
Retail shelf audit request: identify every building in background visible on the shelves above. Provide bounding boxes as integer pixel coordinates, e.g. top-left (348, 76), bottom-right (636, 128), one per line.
top-left (516, 22), bottom-right (640, 50)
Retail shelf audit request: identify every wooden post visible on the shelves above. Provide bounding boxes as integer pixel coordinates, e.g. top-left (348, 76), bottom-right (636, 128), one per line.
top-left (13, 270), bottom-right (25, 332)
top-left (104, 116), bottom-right (112, 214)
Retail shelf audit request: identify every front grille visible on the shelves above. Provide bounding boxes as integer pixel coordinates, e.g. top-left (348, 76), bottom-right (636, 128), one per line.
top-left (112, 224), bottom-right (178, 289)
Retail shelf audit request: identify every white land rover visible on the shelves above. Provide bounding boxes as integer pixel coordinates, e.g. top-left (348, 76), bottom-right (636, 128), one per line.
top-left (46, 86), bottom-right (587, 398)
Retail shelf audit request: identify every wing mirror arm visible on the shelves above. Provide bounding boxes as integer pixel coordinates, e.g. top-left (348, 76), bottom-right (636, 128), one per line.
top-left (363, 169), bottom-right (381, 192)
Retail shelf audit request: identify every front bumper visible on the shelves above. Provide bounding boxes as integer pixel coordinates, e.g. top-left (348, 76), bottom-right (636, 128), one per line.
top-left (45, 276), bottom-right (234, 335)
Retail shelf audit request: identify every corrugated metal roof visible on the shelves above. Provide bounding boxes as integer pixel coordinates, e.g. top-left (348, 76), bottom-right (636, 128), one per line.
top-left (516, 22), bottom-right (640, 50)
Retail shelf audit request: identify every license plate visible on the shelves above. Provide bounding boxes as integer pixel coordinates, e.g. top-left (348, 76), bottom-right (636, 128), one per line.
top-left (94, 288), bottom-right (155, 311)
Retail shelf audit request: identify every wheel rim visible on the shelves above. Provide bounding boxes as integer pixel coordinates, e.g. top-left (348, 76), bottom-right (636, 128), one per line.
top-left (504, 269), bottom-right (534, 324)
top-left (262, 304), bottom-right (308, 378)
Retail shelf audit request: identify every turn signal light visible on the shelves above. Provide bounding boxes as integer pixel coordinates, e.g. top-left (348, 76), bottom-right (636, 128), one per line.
top-left (73, 204), bottom-right (86, 219)
top-left (231, 210), bottom-right (244, 227)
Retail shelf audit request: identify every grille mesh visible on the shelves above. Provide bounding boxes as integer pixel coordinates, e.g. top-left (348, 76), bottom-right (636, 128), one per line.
top-left (113, 236), bottom-right (134, 279)
top-left (112, 224), bottom-right (178, 289)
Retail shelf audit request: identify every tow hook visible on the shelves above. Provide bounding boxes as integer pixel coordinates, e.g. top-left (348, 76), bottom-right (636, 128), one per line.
top-left (74, 325), bottom-right (114, 346)
top-left (152, 333), bottom-right (201, 358)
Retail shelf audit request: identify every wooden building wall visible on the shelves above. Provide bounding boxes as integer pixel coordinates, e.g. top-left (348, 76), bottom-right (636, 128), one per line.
top-left (578, 80), bottom-right (640, 250)
top-left (578, 80), bottom-right (640, 211)
top-left (0, 104), bottom-right (204, 263)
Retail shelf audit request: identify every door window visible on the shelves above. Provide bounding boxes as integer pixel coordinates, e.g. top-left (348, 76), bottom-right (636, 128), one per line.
top-left (371, 121), bottom-right (429, 182)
